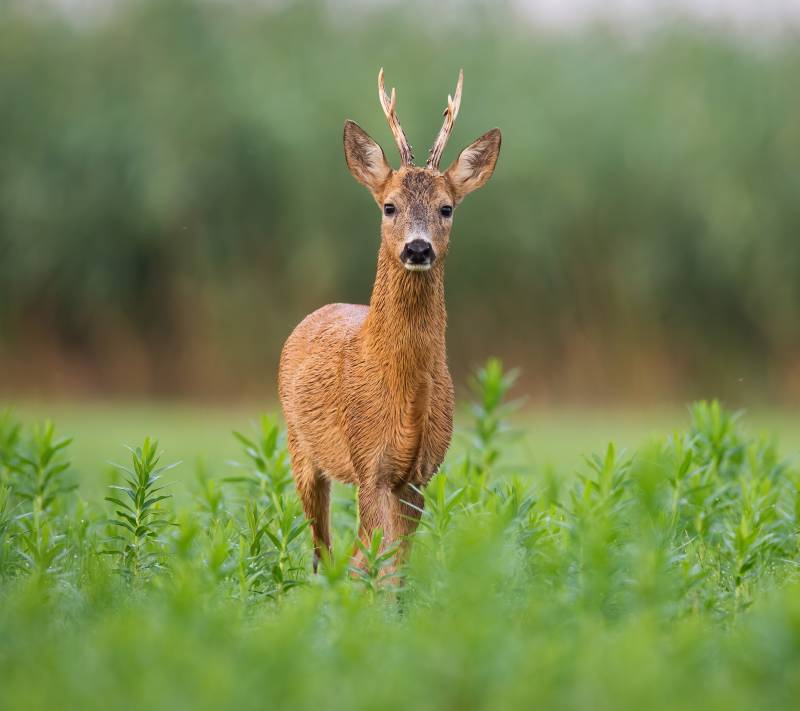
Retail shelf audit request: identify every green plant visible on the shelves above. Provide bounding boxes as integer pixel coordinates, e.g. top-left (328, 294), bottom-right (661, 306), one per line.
top-left (228, 415), bottom-right (293, 502)
top-left (464, 358), bottom-right (520, 480)
top-left (351, 528), bottom-right (400, 598)
top-left (228, 422), bottom-right (310, 601)
top-left (259, 495), bottom-right (309, 600)
top-left (0, 484), bottom-right (17, 577)
top-left (3, 422), bottom-right (76, 583)
top-left (0, 409), bottom-right (21, 485)
top-left (193, 463), bottom-right (228, 526)
top-left (412, 475), bottom-right (465, 561)
top-left (7, 421), bottom-right (75, 513)
top-left (103, 438), bottom-right (178, 581)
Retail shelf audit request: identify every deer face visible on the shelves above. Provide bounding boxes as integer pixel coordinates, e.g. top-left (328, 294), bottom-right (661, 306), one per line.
top-left (343, 121), bottom-right (501, 273)
top-left (378, 168), bottom-right (453, 271)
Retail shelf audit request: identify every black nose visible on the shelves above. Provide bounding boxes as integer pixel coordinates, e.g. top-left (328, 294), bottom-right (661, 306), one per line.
top-left (401, 239), bottom-right (434, 265)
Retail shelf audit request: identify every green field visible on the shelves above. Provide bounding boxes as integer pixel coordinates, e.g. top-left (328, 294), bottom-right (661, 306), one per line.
top-left (2, 364), bottom-right (800, 710)
top-left (13, 400), bottom-right (800, 492)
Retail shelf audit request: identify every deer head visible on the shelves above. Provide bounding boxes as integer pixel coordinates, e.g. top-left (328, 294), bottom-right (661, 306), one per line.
top-left (343, 69), bottom-right (501, 273)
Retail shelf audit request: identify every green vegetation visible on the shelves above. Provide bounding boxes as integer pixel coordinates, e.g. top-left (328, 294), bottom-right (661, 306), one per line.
top-left (2, 0), bottom-right (800, 398)
top-left (1, 361), bottom-right (800, 710)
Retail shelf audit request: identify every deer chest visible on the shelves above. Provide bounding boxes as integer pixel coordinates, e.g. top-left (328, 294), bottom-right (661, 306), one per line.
top-left (368, 373), bottom-right (453, 486)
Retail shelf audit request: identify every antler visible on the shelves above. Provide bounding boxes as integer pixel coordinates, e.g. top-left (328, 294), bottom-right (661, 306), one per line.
top-left (378, 68), bottom-right (414, 166)
top-left (426, 69), bottom-right (464, 171)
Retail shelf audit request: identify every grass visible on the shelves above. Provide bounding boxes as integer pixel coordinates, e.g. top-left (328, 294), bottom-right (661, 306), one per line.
top-left (2, 360), bottom-right (800, 710)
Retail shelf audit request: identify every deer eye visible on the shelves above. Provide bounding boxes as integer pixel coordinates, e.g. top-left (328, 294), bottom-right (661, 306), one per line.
top-left (440, 205), bottom-right (453, 218)
top-left (383, 203), bottom-right (396, 216)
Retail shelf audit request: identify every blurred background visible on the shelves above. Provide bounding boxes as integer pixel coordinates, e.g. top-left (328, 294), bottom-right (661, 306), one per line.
top-left (1, 0), bottom-right (799, 413)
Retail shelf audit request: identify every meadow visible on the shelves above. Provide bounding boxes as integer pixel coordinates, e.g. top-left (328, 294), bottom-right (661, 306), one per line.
top-left (2, 360), bottom-right (800, 710)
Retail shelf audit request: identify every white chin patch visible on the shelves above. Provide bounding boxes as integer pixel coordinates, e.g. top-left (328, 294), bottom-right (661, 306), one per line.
top-left (404, 263), bottom-right (432, 272)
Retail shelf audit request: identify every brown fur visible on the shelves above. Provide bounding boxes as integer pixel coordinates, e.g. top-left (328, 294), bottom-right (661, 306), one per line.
top-left (278, 97), bottom-right (501, 571)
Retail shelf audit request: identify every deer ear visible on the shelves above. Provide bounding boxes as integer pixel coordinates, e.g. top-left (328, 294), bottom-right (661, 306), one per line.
top-left (343, 120), bottom-right (392, 196)
top-left (444, 128), bottom-right (501, 203)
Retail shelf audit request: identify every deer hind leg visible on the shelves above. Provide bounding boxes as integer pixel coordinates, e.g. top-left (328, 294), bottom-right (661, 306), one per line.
top-left (288, 439), bottom-right (331, 572)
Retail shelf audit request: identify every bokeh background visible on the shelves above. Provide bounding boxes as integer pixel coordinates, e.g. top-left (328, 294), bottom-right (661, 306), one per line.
top-left (2, 0), bottom-right (799, 408)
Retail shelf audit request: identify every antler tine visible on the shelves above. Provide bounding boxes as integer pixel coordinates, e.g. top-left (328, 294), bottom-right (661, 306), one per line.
top-left (378, 68), bottom-right (414, 166)
top-left (426, 69), bottom-right (464, 171)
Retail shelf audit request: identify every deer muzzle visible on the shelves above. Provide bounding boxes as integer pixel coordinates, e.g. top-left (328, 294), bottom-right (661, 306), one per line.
top-left (401, 238), bottom-right (435, 271)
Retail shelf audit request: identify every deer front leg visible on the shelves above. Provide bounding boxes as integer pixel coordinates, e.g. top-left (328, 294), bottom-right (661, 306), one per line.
top-left (389, 483), bottom-right (425, 562)
top-left (356, 482), bottom-right (394, 541)
top-left (353, 480), bottom-right (425, 574)
top-left (353, 482), bottom-right (396, 572)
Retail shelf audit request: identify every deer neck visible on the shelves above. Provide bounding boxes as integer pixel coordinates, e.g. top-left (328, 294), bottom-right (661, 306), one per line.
top-left (362, 244), bottom-right (446, 379)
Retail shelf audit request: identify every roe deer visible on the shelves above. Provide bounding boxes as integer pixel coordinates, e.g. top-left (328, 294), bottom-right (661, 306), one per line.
top-left (278, 69), bottom-right (501, 571)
